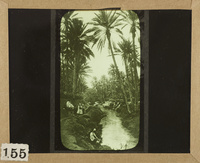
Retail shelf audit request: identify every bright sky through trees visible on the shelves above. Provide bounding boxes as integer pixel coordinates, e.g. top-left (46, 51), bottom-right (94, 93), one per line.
top-left (61, 10), bottom-right (140, 88)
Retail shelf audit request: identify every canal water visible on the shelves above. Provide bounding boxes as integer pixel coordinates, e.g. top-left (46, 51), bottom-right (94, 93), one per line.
top-left (100, 107), bottom-right (138, 150)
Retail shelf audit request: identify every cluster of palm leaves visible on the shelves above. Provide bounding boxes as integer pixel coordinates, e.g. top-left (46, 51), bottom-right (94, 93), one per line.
top-left (60, 11), bottom-right (94, 98)
top-left (60, 10), bottom-right (140, 113)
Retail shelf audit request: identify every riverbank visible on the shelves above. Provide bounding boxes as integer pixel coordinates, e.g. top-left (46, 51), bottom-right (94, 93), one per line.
top-left (60, 98), bottom-right (139, 150)
top-left (116, 109), bottom-right (140, 146)
top-left (61, 104), bottom-right (112, 150)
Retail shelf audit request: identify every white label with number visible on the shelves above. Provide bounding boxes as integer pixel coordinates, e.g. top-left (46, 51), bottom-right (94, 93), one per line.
top-left (1, 143), bottom-right (29, 161)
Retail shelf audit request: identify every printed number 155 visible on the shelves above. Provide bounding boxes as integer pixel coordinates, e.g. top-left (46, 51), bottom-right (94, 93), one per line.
top-left (3, 148), bottom-right (26, 159)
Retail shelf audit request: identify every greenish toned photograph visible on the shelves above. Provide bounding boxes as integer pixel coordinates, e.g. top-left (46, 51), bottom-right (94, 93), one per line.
top-left (60, 10), bottom-right (141, 150)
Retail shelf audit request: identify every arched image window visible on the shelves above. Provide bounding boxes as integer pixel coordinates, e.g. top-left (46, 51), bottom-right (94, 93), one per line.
top-left (59, 10), bottom-right (141, 151)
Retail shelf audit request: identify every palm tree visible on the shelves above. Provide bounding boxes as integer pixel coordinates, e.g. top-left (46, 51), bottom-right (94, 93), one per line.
top-left (69, 18), bottom-right (94, 98)
top-left (88, 10), bottom-right (131, 113)
top-left (76, 61), bottom-right (92, 93)
top-left (115, 37), bottom-right (135, 109)
top-left (61, 17), bottom-right (94, 98)
top-left (60, 11), bottom-right (77, 93)
top-left (119, 10), bottom-right (140, 110)
top-left (60, 11), bottom-right (75, 93)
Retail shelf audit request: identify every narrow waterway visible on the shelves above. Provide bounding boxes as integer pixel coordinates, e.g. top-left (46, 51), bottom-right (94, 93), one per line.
top-left (100, 107), bottom-right (138, 150)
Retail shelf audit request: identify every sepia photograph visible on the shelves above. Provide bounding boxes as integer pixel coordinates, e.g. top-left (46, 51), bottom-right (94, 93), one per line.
top-left (59, 10), bottom-right (141, 150)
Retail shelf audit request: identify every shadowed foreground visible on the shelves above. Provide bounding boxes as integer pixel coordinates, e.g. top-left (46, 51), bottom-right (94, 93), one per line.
top-left (61, 103), bottom-right (139, 150)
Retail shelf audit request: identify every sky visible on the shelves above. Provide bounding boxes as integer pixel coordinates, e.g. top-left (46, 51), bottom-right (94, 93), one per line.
top-left (61, 10), bottom-right (140, 88)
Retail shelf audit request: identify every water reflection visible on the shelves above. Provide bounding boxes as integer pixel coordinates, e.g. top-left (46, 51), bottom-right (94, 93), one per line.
top-left (100, 108), bottom-right (138, 150)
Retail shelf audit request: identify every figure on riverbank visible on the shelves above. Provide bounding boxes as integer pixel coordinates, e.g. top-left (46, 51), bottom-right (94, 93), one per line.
top-left (89, 128), bottom-right (101, 144)
top-left (77, 103), bottom-right (84, 115)
top-left (66, 101), bottom-right (74, 114)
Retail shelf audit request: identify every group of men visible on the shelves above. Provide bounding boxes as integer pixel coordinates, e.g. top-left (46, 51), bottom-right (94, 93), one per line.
top-left (64, 101), bottom-right (85, 115)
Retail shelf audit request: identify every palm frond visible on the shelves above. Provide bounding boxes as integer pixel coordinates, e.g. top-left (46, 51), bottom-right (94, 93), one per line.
top-left (115, 28), bottom-right (123, 36)
top-left (108, 10), bottom-right (117, 27)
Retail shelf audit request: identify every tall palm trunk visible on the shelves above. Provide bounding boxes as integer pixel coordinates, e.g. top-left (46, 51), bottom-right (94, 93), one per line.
top-left (124, 56), bottom-right (134, 107)
top-left (131, 27), bottom-right (139, 111)
top-left (107, 34), bottom-right (131, 113)
top-left (61, 52), bottom-right (68, 92)
top-left (129, 59), bottom-right (135, 89)
top-left (65, 55), bottom-right (69, 92)
top-left (72, 57), bottom-right (77, 99)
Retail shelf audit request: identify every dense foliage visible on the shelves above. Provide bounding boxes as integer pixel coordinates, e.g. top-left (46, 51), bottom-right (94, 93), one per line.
top-left (60, 10), bottom-right (140, 114)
